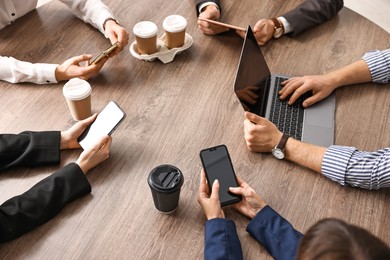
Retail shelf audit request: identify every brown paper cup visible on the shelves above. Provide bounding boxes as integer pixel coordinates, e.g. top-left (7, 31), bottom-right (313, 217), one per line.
top-left (63, 78), bottom-right (92, 121)
top-left (133, 21), bottom-right (158, 55)
top-left (163, 15), bottom-right (187, 49)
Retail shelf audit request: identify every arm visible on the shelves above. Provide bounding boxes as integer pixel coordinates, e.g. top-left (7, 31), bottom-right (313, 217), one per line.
top-left (229, 176), bottom-right (302, 260)
top-left (282, 0), bottom-right (343, 36)
top-left (197, 170), bottom-right (244, 260)
top-left (0, 163), bottom-right (91, 243)
top-left (279, 49), bottom-right (390, 107)
top-left (0, 114), bottom-right (96, 171)
top-left (58, 0), bottom-right (129, 52)
top-left (244, 112), bottom-right (327, 173)
top-left (0, 131), bottom-right (61, 171)
top-left (246, 206), bottom-right (303, 260)
top-left (204, 219), bottom-right (243, 260)
top-left (322, 146), bottom-right (390, 190)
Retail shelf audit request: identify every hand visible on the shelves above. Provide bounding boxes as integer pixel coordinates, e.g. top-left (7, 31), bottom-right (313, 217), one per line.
top-left (198, 5), bottom-right (229, 35)
top-left (60, 114), bottom-right (97, 150)
top-left (197, 169), bottom-right (225, 220)
top-left (229, 176), bottom-right (267, 219)
top-left (104, 20), bottom-right (130, 54)
top-left (76, 135), bottom-right (112, 174)
top-left (253, 19), bottom-right (275, 45)
top-left (55, 54), bottom-right (107, 82)
top-left (279, 75), bottom-right (337, 107)
top-left (244, 111), bottom-right (282, 152)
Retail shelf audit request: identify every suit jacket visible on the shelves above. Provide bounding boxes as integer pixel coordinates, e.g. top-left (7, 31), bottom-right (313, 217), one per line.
top-left (194, 0), bottom-right (343, 36)
top-left (204, 205), bottom-right (303, 260)
top-left (0, 131), bottom-right (91, 243)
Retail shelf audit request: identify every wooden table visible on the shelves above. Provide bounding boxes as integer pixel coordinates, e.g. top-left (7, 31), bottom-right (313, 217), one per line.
top-left (0, 0), bottom-right (389, 259)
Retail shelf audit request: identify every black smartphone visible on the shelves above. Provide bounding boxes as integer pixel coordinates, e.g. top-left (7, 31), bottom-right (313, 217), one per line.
top-left (78, 101), bottom-right (126, 150)
top-left (90, 42), bottom-right (119, 65)
top-left (199, 144), bottom-right (242, 207)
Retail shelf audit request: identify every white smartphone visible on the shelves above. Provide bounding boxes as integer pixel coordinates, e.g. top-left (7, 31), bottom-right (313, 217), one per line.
top-left (78, 101), bottom-right (126, 150)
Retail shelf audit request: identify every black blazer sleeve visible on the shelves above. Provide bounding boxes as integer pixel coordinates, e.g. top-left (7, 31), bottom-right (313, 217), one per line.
top-left (0, 163), bottom-right (91, 243)
top-left (282, 0), bottom-right (344, 36)
top-left (194, 0), bottom-right (221, 16)
top-left (0, 131), bottom-right (61, 171)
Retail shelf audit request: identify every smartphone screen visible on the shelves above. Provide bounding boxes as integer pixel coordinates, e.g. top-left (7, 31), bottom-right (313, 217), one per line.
top-left (78, 101), bottom-right (125, 150)
top-left (90, 42), bottom-right (119, 65)
top-left (200, 145), bottom-right (241, 206)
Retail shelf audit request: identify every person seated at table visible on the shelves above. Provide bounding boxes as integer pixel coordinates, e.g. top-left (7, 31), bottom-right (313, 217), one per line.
top-left (195, 0), bottom-right (343, 45)
top-left (197, 170), bottom-right (390, 259)
top-left (244, 49), bottom-right (390, 190)
top-left (0, 0), bottom-right (129, 84)
top-left (0, 114), bottom-right (111, 243)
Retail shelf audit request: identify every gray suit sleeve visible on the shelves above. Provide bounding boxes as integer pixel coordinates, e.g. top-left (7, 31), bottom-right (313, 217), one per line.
top-left (282, 0), bottom-right (344, 36)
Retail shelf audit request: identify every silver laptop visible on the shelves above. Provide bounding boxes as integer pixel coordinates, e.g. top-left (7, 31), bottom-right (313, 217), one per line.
top-left (234, 26), bottom-right (335, 147)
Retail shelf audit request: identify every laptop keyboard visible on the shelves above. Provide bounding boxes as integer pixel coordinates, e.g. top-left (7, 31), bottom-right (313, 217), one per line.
top-left (269, 76), bottom-right (310, 140)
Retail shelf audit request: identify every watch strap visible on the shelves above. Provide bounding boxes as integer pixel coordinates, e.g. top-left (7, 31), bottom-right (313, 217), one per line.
top-left (270, 18), bottom-right (282, 30)
top-left (276, 134), bottom-right (289, 150)
top-left (103, 17), bottom-right (120, 30)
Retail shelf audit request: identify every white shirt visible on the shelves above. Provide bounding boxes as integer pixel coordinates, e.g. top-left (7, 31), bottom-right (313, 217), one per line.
top-left (0, 0), bottom-right (114, 84)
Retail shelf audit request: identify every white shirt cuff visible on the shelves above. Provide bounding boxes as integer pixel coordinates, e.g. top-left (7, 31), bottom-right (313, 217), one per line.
top-left (278, 16), bottom-right (292, 34)
top-left (198, 2), bottom-right (219, 14)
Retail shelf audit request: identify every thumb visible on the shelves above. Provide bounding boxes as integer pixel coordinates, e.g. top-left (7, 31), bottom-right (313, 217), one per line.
top-left (210, 179), bottom-right (220, 200)
top-left (229, 186), bottom-right (243, 195)
top-left (245, 111), bottom-right (263, 124)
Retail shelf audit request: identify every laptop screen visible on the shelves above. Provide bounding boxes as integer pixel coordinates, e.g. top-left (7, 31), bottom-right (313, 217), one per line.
top-left (233, 26), bottom-right (271, 117)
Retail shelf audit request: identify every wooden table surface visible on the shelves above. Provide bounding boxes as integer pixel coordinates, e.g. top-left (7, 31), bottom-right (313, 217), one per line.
top-left (0, 0), bottom-right (389, 259)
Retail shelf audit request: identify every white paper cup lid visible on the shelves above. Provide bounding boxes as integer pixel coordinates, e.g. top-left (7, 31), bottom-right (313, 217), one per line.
top-left (63, 78), bottom-right (92, 101)
top-left (133, 21), bottom-right (158, 38)
top-left (163, 15), bottom-right (187, 33)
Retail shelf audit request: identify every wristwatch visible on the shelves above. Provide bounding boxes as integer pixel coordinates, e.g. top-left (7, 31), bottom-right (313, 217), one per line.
top-left (103, 17), bottom-right (120, 30)
top-left (270, 18), bottom-right (284, 39)
top-left (272, 134), bottom-right (289, 159)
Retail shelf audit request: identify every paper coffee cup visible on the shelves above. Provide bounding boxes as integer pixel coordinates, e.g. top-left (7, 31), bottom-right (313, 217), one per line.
top-left (133, 21), bottom-right (158, 55)
top-left (63, 78), bottom-right (92, 121)
top-left (163, 15), bottom-right (187, 49)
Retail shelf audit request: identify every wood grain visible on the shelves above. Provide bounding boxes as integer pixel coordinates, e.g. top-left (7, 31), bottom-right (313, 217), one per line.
top-left (0, 0), bottom-right (389, 259)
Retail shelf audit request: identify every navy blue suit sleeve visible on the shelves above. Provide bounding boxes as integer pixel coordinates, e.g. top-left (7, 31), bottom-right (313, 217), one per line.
top-left (246, 205), bottom-right (303, 260)
top-left (282, 0), bottom-right (344, 36)
top-left (194, 0), bottom-right (221, 16)
top-left (0, 163), bottom-right (91, 243)
top-left (0, 131), bottom-right (60, 171)
top-left (204, 218), bottom-right (243, 260)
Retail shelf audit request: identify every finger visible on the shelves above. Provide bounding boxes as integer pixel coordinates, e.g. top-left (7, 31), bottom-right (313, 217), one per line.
top-left (199, 169), bottom-right (209, 195)
top-left (302, 94), bottom-right (322, 108)
top-left (288, 85), bottom-right (311, 105)
top-left (71, 54), bottom-right (93, 64)
top-left (235, 30), bottom-right (246, 38)
top-left (80, 113), bottom-right (97, 127)
top-left (228, 186), bottom-right (244, 195)
top-left (210, 179), bottom-right (220, 200)
top-left (244, 111), bottom-right (267, 125)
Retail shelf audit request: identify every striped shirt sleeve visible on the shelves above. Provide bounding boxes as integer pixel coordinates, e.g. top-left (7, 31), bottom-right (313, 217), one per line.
top-left (321, 145), bottom-right (390, 190)
top-left (362, 49), bottom-right (390, 84)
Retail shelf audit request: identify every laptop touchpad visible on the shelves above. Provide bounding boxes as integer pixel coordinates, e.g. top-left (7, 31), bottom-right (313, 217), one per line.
top-left (304, 94), bottom-right (335, 128)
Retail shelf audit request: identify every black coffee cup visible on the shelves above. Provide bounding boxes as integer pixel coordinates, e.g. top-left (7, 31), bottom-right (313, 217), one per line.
top-left (148, 164), bottom-right (184, 214)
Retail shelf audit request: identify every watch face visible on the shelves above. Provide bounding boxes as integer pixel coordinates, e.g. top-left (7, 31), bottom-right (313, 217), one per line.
top-left (273, 28), bottom-right (283, 38)
top-left (272, 148), bottom-right (285, 159)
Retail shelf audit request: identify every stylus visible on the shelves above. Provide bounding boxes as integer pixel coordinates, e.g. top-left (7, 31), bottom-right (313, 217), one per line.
top-left (198, 18), bottom-right (246, 32)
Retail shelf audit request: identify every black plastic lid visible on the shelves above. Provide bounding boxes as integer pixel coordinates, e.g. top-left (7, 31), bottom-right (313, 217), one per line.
top-left (148, 165), bottom-right (183, 191)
